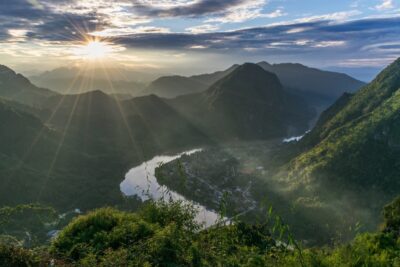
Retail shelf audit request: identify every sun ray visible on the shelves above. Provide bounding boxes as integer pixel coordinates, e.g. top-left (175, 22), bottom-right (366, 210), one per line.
top-left (36, 69), bottom-right (89, 200)
top-left (74, 40), bottom-right (113, 60)
top-left (6, 63), bottom-right (90, 189)
top-left (98, 61), bottom-right (146, 161)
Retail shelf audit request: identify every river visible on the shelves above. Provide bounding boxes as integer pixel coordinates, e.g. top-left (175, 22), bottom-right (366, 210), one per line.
top-left (120, 149), bottom-right (220, 227)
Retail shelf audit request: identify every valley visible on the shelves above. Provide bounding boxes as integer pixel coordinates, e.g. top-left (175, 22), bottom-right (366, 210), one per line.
top-left (1, 2), bottom-right (400, 265)
top-left (0, 57), bottom-right (399, 265)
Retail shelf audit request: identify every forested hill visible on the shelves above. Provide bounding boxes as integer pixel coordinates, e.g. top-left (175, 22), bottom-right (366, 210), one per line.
top-left (169, 63), bottom-right (314, 140)
top-left (278, 57), bottom-right (400, 233)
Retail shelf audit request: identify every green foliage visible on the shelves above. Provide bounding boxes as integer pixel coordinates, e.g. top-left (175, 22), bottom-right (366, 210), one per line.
top-left (195, 222), bottom-right (277, 266)
top-left (0, 244), bottom-right (49, 267)
top-left (0, 204), bottom-right (57, 247)
top-left (278, 232), bottom-right (400, 267)
top-left (49, 201), bottom-right (285, 266)
top-left (51, 202), bottom-right (202, 266)
top-left (0, 196), bottom-right (399, 266)
top-left (324, 232), bottom-right (400, 267)
top-left (266, 57), bottom-right (400, 242)
top-left (383, 196), bottom-right (400, 235)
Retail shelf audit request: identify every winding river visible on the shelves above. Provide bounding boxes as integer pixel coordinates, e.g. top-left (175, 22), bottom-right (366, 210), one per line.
top-left (120, 149), bottom-right (220, 227)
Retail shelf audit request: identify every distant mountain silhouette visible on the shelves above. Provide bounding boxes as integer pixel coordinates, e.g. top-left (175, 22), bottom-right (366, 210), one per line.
top-left (143, 76), bottom-right (207, 97)
top-left (141, 62), bottom-right (364, 114)
top-left (0, 65), bottom-right (56, 106)
top-left (30, 67), bottom-right (149, 95)
top-left (31, 66), bottom-right (160, 83)
top-left (142, 65), bottom-right (238, 98)
top-left (190, 64), bottom-right (239, 86)
top-left (257, 61), bottom-right (365, 104)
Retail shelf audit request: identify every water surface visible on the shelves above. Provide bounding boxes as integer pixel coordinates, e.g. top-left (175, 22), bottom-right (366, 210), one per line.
top-left (120, 149), bottom-right (220, 227)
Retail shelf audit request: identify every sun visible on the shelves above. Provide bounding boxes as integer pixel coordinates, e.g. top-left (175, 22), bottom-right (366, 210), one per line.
top-left (75, 40), bottom-right (113, 60)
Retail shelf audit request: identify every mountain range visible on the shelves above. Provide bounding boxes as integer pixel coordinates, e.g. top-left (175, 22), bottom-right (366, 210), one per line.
top-left (168, 63), bottom-right (314, 139)
top-left (0, 61), bottom-right (314, 211)
top-left (142, 62), bottom-right (365, 111)
top-left (34, 63), bottom-right (365, 116)
top-left (143, 65), bottom-right (238, 97)
top-left (262, 57), bottom-right (400, 242)
top-left (148, 57), bottom-right (400, 244)
top-left (0, 58), bottom-right (396, 246)
top-left (29, 67), bottom-right (159, 95)
top-left (0, 65), bottom-right (55, 106)
top-left (285, 57), bottom-right (400, 212)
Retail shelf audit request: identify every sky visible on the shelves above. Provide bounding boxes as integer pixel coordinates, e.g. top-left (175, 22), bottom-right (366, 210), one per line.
top-left (0, 0), bottom-right (399, 81)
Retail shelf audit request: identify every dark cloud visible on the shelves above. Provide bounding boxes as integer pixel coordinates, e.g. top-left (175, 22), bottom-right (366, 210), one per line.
top-left (133, 0), bottom-right (248, 17)
top-left (28, 13), bottom-right (110, 41)
top-left (0, 0), bottom-right (46, 19)
top-left (0, 0), bottom-right (110, 42)
top-left (113, 17), bottom-right (400, 57)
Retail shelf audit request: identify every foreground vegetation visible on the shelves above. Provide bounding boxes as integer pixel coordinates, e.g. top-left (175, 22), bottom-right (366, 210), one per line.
top-left (0, 196), bottom-right (399, 266)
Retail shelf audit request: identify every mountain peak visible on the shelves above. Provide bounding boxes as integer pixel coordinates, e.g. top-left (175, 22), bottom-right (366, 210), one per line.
top-left (229, 63), bottom-right (278, 80)
top-left (227, 64), bottom-right (240, 71)
top-left (220, 63), bottom-right (281, 88)
top-left (0, 65), bottom-right (17, 76)
top-left (79, 89), bottom-right (110, 98)
top-left (257, 61), bottom-right (272, 67)
top-left (237, 62), bottom-right (264, 70)
top-left (205, 62), bottom-right (284, 107)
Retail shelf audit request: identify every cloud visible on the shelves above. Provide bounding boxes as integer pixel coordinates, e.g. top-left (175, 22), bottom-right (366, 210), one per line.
top-left (268, 10), bottom-right (363, 27)
top-left (133, 0), bottom-right (259, 18)
top-left (285, 27), bottom-right (313, 34)
top-left (189, 45), bottom-right (208, 49)
top-left (204, 0), bottom-right (281, 23)
top-left (0, 0), bottom-right (399, 72)
top-left (113, 16), bottom-right (400, 67)
top-left (0, 0), bottom-right (274, 42)
top-left (186, 24), bottom-right (219, 33)
top-left (313, 40), bottom-right (346, 47)
top-left (7, 29), bottom-right (29, 42)
top-left (338, 57), bottom-right (398, 67)
top-left (264, 9), bottom-right (287, 19)
top-left (206, 8), bottom-right (286, 23)
top-left (375, 0), bottom-right (394, 11)
top-left (134, 0), bottom-right (279, 24)
top-left (91, 26), bottom-right (170, 37)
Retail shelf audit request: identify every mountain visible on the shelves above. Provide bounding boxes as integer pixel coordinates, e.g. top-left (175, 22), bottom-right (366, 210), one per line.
top-left (150, 59), bottom-right (399, 245)
top-left (143, 75), bottom-right (207, 98)
top-left (169, 63), bottom-right (314, 140)
top-left (141, 62), bottom-right (364, 114)
top-left (0, 66), bottom-right (211, 210)
top-left (0, 99), bottom-right (63, 206)
top-left (30, 67), bottom-right (148, 95)
top-left (31, 66), bottom-right (160, 83)
top-left (32, 75), bottom-right (146, 95)
top-left (41, 90), bottom-right (210, 159)
top-left (276, 57), bottom-right (400, 233)
top-left (257, 62), bottom-right (366, 105)
top-left (0, 65), bottom-right (55, 106)
top-left (190, 64), bottom-right (239, 85)
top-left (141, 64), bottom-right (238, 98)
top-left (0, 89), bottom-right (210, 211)
top-left (0, 63), bottom-right (314, 211)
